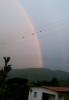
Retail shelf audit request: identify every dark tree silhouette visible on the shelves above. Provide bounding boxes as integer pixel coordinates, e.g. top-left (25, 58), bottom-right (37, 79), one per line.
top-left (51, 77), bottom-right (59, 86)
top-left (0, 57), bottom-right (12, 100)
top-left (0, 57), bottom-right (30, 100)
top-left (3, 57), bottom-right (11, 73)
top-left (6, 78), bottom-right (29, 100)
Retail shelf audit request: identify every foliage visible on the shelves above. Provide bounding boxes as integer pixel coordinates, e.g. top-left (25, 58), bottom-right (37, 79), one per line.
top-left (50, 77), bottom-right (59, 86)
top-left (31, 77), bottom-right (59, 87)
top-left (6, 78), bottom-right (29, 100)
top-left (0, 57), bottom-right (11, 100)
top-left (0, 57), bottom-right (30, 100)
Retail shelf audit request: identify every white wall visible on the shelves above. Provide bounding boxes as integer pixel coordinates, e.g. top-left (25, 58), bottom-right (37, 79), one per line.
top-left (28, 89), bottom-right (42, 100)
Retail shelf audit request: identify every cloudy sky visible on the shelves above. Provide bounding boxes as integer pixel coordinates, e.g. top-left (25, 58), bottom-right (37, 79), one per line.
top-left (0, 0), bottom-right (43, 69)
top-left (21, 0), bottom-right (69, 71)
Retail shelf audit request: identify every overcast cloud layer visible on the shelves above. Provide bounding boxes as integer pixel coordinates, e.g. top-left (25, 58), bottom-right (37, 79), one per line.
top-left (0, 0), bottom-right (42, 69)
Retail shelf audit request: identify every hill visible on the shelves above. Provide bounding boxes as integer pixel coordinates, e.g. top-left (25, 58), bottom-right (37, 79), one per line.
top-left (8, 68), bottom-right (69, 82)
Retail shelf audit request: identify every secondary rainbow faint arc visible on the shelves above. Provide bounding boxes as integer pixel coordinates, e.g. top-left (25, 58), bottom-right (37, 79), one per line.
top-left (16, 0), bottom-right (43, 68)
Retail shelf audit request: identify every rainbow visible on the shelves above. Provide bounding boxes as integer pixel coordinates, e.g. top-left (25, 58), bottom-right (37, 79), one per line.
top-left (0, 0), bottom-right (43, 68)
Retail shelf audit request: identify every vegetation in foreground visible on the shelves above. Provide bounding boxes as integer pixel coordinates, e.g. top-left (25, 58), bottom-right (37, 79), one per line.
top-left (0, 57), bottom-right (29, 100)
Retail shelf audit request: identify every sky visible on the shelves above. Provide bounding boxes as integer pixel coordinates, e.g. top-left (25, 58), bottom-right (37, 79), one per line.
top-left (0, 0), bottom-right (69, 72)
top-left (21, 0), bottom-right (69, 72)
top-left (0, 0), bottom-right (42, 69)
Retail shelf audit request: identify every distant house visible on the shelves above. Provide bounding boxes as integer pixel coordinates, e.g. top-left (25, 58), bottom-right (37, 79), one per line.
top-left (28, 87), bottom-right (69, 100)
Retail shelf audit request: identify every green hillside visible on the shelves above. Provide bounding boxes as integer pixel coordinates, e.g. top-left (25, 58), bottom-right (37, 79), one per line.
top-left (8, 68), bottom-right (69, 82)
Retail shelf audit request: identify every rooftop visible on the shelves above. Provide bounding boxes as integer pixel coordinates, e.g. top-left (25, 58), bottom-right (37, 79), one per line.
top-left (42, 86), bottom-right (69, 93)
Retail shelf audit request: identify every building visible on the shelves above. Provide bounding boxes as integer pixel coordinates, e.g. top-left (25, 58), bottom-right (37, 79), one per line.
top-left (28, 87), bottom-right (69, 100)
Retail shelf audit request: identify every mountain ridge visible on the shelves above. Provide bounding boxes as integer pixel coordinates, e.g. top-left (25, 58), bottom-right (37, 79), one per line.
top-left (8, 68), bottom-right (69, 81)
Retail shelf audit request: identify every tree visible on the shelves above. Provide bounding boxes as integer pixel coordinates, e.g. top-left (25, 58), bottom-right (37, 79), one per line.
top-left (51, 77), bottom-right (59, 86)
top-left (3, 57), bottom-right (11, 73)
top-left (0, 57), bottom-right (12, 100)
top-left (6, 78), bottom-right (29, 100)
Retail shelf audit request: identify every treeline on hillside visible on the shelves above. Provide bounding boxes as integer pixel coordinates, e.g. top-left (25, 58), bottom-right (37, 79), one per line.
top-left (31, 78), bottom-right (69, 87)
top-left (32, 78), bottom-right (59, 87)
